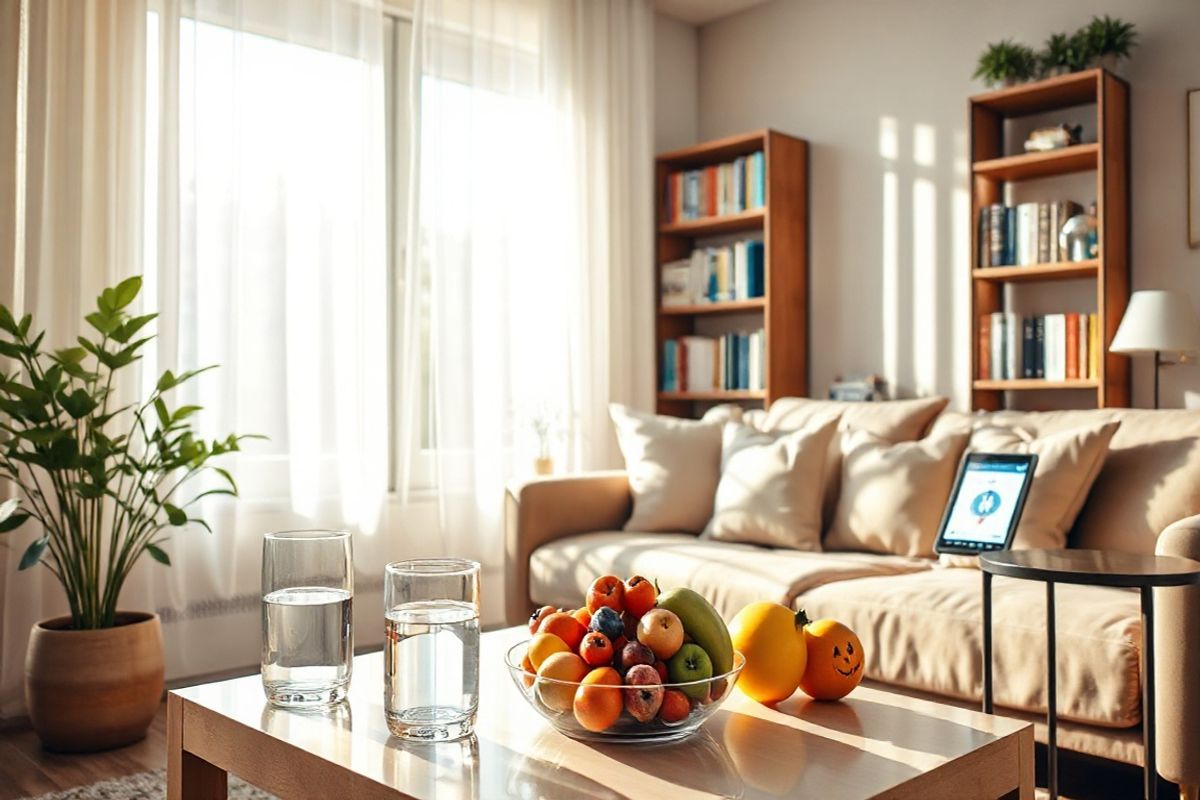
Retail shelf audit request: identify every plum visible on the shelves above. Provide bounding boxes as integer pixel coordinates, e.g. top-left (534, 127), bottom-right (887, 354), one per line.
top-left (590, 606), bottom-right (624, 641)
top-left (619, 641), bottom-right (656, 673)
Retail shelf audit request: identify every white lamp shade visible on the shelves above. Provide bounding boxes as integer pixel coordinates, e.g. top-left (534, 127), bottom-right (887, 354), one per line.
top-left (1110, 290), bottom-right (1200, 354)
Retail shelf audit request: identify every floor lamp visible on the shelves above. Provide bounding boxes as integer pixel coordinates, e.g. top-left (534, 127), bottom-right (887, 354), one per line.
top-left (1110, 290), bottom-right (1200, 408)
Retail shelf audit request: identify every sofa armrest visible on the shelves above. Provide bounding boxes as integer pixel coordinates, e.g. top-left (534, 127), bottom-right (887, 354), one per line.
top-left (504, 471), bottom-right (632, 626)
top-left (1155, 514), bottom-right (1200, 785)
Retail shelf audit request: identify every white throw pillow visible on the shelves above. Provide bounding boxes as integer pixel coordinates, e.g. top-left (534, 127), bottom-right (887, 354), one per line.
top-left (610, 404), bottom-right (722, 533)
top-left (704, 415), bottom-right (841, 550)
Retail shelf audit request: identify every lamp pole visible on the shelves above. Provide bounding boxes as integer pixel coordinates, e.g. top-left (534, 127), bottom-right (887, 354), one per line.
top-left (1153, 350), bottom-right (1160, 410)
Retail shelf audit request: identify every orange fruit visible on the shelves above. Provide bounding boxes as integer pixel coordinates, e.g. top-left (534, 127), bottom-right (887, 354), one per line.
top-left (573, 667), bottom-right (623, 732)
top-left (528, 632), bottom-right (569, 670)
top-left (538, 612), bottom-right (587, 651)
top-left (521, 654), bottom-right (536, 688)
top-left (797, 612), bottom-right (864, 701)
top-left (572, 607), bottom-right (592, 628)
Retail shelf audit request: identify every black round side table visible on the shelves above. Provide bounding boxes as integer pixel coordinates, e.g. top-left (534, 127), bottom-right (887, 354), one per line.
top-left (979, 549), bottom-right (1200, 800)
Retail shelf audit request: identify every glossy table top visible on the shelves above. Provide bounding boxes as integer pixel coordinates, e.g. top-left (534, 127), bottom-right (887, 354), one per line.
top-left (174, 626), bottom-right (1030, 799)
top-left (980, 548), bottom-right (1200, 587)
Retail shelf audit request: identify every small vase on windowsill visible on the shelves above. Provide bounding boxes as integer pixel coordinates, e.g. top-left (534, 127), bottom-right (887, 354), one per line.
top-left (534, 455), bottom-right (554, 476)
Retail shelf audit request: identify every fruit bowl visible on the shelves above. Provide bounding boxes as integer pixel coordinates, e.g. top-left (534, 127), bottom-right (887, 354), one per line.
top-left (504, 641), bottom-right (745, 743)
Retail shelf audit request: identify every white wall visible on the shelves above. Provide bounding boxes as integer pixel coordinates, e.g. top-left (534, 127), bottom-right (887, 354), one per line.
top-left (693, 0), bottom-right (1200, 409)
top-left (654, 13), bottom-right (699, 153)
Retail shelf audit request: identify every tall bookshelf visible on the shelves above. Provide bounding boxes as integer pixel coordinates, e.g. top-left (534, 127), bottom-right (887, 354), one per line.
top-left (969, 69), bottom-right (1130, 411)
top-left (655, 130), bottom-right (809, 418)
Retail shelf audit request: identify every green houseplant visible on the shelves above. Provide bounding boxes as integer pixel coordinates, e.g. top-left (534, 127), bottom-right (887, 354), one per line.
top-left (973, 40), bottom-right (1038, 89)
top-left (0, 277), bottom-right (254, 751)
top-left (1039, 31), bottom-right (1089, 76)
top-left (1081, 15), bottom-right (1138, 72)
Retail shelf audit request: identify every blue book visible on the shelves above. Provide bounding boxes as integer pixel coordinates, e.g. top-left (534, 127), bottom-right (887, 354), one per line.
top-left (747, 241), bottom-right (764, 297)
top-left (739, 335), bottom-right (750, 389)
top-left (1004, 207), bottom-right (1016, 265)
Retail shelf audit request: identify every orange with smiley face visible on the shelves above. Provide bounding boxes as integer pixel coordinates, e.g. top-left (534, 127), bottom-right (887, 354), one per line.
top-left (796, 610), bottom-right (864, 701)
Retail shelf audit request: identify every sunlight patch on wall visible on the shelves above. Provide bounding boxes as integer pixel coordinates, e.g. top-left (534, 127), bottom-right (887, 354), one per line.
top-left (882, 171), bottom-right (898, 392)
top-left (913, 123), bottom-right (936, 168)
top-left (952, 187), bottom-right (971, 410)
top-left (879, 116), bottom-right (898, 161)
top-left (912, 177), bottom-right (937, 396)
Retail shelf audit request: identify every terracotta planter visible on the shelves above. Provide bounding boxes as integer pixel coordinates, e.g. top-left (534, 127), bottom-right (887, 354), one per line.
top-left (534, 456), bottom-right (554, 476)
top-left (25, 611), bottom-right (164, 752)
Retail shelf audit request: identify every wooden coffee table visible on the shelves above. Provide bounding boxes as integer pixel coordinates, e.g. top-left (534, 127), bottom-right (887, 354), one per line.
top-left (168, 626), bottom-right (1033, 799)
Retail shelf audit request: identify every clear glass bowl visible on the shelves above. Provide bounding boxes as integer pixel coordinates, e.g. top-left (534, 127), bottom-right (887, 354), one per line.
top-left (503, 640), bottom-right (745, 743)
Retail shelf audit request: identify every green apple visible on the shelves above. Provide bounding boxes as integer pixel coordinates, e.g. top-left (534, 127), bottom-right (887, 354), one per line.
top-left (668, 643), bottom-right (713, 700)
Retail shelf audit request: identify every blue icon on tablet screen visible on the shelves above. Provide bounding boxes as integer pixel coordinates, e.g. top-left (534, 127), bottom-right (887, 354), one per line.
top-left (971, 490), bottom-right (1001, 517)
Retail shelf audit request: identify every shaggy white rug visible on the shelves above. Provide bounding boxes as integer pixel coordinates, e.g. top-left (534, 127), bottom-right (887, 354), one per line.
top-left (26, 769), bottom-right (277, 800)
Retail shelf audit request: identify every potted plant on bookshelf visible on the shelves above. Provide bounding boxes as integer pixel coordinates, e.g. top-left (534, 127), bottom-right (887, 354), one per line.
top-left (1039, 31), bottom-right (1088, 77)
top-left (972, 40), bottom-right (1038, 89)
top-left (0, 277), bottom-right (254, 752)
top-left (1081, 15), bottom-right (1138, 74)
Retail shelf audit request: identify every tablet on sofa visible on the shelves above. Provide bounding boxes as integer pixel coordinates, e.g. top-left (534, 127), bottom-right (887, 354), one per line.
top-left (934, 453), bottom-right (1037, 556)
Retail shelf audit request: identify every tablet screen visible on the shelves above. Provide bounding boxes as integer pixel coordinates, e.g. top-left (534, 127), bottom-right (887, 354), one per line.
top-left (937, 455), bottom-right (1035, 553)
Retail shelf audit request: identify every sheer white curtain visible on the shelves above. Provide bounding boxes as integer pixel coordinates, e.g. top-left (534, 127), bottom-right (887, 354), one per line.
top-left (0, 0), bottom-right (390, 713)
top-left (400, 0), bottom-right (654, 607)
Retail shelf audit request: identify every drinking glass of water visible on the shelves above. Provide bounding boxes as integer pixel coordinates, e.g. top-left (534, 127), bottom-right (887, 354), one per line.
top-left (261, 529), bottom-right (353, 707)
top-left (384, 559), bottom-right (480, 741)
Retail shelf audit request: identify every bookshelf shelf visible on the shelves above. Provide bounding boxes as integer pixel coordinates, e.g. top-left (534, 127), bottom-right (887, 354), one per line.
top-left (659, 299), bottom-right (766, 316)
top-left (969, 70), bottom-right (1129, 411)
top-left (659, 208), bottom-right (766, 237)
top-left (972, 260), bottom-right (1099, 283)
top-left (658, 390), bottom-right (766, 402)
top-left (972, 143), bottom-right (1098, 181)
top-left (656, 130), bottom-right (808, 418)
top-left (974, 378), bottom-right (1098, 391)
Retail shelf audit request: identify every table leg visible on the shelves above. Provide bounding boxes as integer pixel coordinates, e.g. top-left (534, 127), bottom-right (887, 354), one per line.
top-left (1046, 580), bottom-right (1058, 800)
top-left (167, 694), bottom-right (227, 800)
top-left (982, 570), bottom-right (994, 714)
top-left (1143, 587), bottom-right (1157, 800)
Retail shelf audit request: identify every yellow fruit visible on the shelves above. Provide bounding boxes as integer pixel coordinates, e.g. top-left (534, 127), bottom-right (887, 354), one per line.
top-left (536, 652), bottom-right (588, 712)
top-left (729, 601), bottom-right (807, 704)
top-left (527, 632), bottom-right (569, 670)
top-left (656, 587), bottom-right (735, 675)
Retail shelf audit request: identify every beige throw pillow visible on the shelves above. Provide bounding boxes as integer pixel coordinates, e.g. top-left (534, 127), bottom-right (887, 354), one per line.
top-left (966, 421), bottom-right (1121, 550)
top-left (610, 404), bottom-right (722, 533)
top-left (704, 416), bottom-right (842, 550)
top-left (826, 429), bottom-right (970, 557)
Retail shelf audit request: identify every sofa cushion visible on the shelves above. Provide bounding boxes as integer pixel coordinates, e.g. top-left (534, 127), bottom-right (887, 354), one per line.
top-left (529, 532), bottom-right (931, 621)
top-left (936, 409), bottom-right (1200, 554)
top-left (704, 417), bottom-right (840, 550)
top-left (824, 429), bottom-right (969, 557)
top-left (761, 396), bottom-right (949, 527)
top-left (967, 421), bottom-right (1121, 551)
top-left (796, 569), bottom-right (1142, 728)
top-left (609, 404), bottom-right (721, 533)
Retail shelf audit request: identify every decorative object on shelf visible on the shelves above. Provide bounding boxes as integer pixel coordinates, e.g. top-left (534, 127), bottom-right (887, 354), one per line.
top-left (1189, 89), bottom-right (1200, 248)
top-left (1082, 15), bottom-right (1138, 73)
top-left (1059, 202), bottom-right (1099, 262)
top-left (1024, 124), bottom-right (1083, 153)
top-left (529, 406), bottom-right (562, 476)
top-left (972, 40), bottom-right (1038, 88)
top-left (1110, 290), bottom-right (1200, 409)
top-left (828, 374), bottom-right (886, 402)
top-left (0, 277), bottom-right (254, 752)
top-left (1039, 31), bottom-right (1089, 77)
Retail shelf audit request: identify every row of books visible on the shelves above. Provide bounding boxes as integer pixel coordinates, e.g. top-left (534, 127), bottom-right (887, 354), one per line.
top-left (979, 312), bottom-right (1101, 381)
top-left (661, 240), bottom-right (765, 306)
top-left (977, 201), bottom-right (1083, 267)
top-left (662, 331), bottom-right (765, 392)
top-left (663, 152), bottom-right (766, 222)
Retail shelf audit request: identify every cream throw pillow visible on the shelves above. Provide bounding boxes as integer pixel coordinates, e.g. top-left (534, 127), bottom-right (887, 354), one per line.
top-left (704, 416), bottom-right (842, 550)
top-left (966, 421), bottom-right (1121, 550)
top-left (610, 404), bottom-right (722, 533)
top-left (826, 429), bottom-right (970, 557)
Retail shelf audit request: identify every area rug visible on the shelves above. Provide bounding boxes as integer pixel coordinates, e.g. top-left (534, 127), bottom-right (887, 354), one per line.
top-left (26, 769), bottom-right (277, 800)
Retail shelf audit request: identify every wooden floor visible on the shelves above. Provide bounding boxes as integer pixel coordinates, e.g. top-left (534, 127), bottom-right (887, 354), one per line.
top-left (0, 701), bottom-right (1179, 799)
top-left (0, 707), bottom-right (166, 799)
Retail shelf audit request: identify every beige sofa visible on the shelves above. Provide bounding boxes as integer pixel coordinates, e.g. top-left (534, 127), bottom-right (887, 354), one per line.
top-left (504, 402), bottom-right (1200, 790)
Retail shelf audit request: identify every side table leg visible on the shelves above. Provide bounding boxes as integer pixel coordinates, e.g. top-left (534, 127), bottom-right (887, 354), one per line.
top-left (167, 694), bottom-right (227, 800)
top-left (982, 570), bottom-right (994, 714)
top-left (1047, 580), bottom-right (1058, 800)
top-left (1143, 587), bottom-right (1157, 800)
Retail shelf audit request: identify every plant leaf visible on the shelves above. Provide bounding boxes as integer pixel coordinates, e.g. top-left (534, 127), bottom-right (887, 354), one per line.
top-left (145, 541), bottom-right (171, 566)
top-left (57, 388), bottom-right (99, 419)
top-left (0, 498), bottom-right (18, 522)
top-left (0, 512), bottom-right (30, 533)
top-left (189, 517), bottom-right (213, 534)
top-left (113, 276), bottom-right (142, 310)
top-left (18, 537), bottom-right (47, 570)
top-left (110, 313), bottom-right (157, 345)
top-left (164, 503), bottom-right (187, 526)
top-left (156, 370), bottom-right (176, 392)
top-left (0, 306), bottom-right (17, 335)
top-left (154, 398), bottom-right (170, 429)
top-left (85, 311), bottom-right (120, 336)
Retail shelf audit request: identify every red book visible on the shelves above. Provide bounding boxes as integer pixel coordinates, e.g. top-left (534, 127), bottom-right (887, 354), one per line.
top-left (678, 340), bottom-right (688, 392)
top-left (979, 316), bottom-right (990, 379)
top-left (1065, 312), bottom-right (1079, 379)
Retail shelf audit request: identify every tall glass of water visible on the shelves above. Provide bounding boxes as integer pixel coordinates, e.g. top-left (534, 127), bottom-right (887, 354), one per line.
top-left (384, 559), bottom-right (480, 741)
top-left (261, 530), bottom-right (353, 707)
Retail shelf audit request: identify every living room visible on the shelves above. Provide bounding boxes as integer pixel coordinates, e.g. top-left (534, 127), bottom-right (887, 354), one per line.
top-left (2, 0), bottom-right (1200, 798)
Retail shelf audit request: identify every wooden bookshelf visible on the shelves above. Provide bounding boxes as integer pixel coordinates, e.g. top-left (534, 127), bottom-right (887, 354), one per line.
top-left (969, 69), bottom-right (1129, 410)
top-left (655, 130), bottom-right (808, 418)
